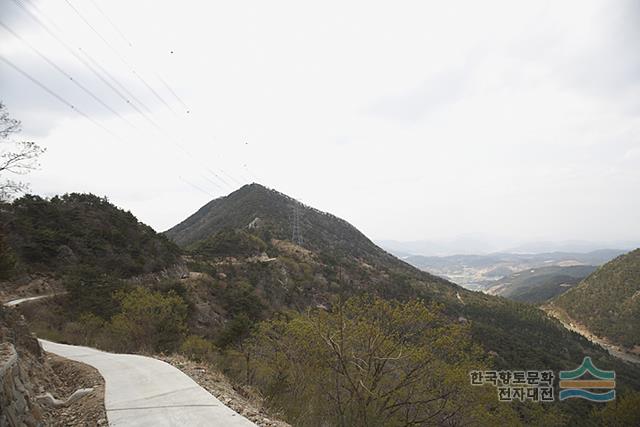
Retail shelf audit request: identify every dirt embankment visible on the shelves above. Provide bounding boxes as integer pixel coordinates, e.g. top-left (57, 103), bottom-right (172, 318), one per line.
top-left (1, 304), bottom-right (107, 426)
top-left (41, 354), bottom-right (107, 426)
top-left (160, 354), bottom-right (290, 427)
top-left (541, 303), bottom-right (640, 365)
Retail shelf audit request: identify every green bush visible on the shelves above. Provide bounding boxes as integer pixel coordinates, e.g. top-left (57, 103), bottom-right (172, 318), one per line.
top-left (180, 335), bottom-right (217, 362)
top-left (62, 313), bottom-right (106, 347)
top-left (0, 229), bottom-right (16, 279)
top-left (592, 391), bottom-right (640, 426)
top-left (62, 266), bottom-right (124, 319)
top-left (216, 314), bottom-right (255, 349)
top-left (190, 228), bottom-right (267, 258)
top-left (108, 287), bottom-right (188, 353)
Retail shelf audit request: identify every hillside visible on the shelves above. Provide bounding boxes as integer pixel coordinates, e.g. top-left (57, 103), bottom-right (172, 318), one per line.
top-left (166, 184), bottom-right (640, 389)
top-left (554, 249), bottom-right (640, 349)
top-left (3, 185), bottom-right (638, 425)
top-left (0, 193), bottom-right (181, 279)
top-left (166, 183), bottom-right (414, 267)
top-left (486, 265), bottom-right (596, 303)
top-left (166, 184), bottom-right (458, 316)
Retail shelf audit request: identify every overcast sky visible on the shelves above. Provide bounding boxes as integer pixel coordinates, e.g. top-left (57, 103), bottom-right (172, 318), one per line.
top-left (1, 0), bottom-right (639, 248)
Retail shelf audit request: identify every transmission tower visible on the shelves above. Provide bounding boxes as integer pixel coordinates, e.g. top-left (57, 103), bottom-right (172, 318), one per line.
top-left (291, 203), bottom-right (303, 245)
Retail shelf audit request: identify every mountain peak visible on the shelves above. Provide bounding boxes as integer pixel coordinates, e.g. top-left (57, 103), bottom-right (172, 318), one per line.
top-left (165, 184), bottom-right (392, 264)
top-left (232, 182), bottom-right (298, 204)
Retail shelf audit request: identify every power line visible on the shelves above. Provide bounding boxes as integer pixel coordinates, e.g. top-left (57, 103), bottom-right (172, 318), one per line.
top-left (200, 174), bottom-right (224, 192)
top-left (83, 0), bottom-right (190, 115)
top-left (0, 55), bottom-right (118, 138)
top-left (86, 0), bottom-right (133, 47)
top-left (156, 74), bottom-right (189, 113)
top-left (16, 0), bottom-right (161, 123)
top-left (61, 0), bottom-right (176, 115)
top-left (220, 169), bottom-right (242, 186)
top-left (1, 55), bottom-right (224, 199)
top-left (61, 0), bottom-right (246, 188)
top-left (1, 54), bottom-right (226, 199)
top-left (0, 54), bottom-right (227, 197)
top-left (0, 20), bottom-right (134, 128)
top-left (203, 167), bottom-right (230, 188)
top-left (9, 0), bottom-right (244, 190)
top-left (179, 176), bottom-right (215, 198)
top-left (76, 50), bottom-right (235, 190)
top-left (77, 47), bottom-right (155, 117)
top-left (10, 0), bottom-right (148, 117)
top-left (0, 55), bottom-right (227, 198)
top-left (17, 0), bottom-right (236, 190)
top-left (9, 0), bottom-right (217, 181)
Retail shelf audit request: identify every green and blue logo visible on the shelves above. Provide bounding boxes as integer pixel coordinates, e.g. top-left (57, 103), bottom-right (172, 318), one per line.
top-left (559, 357), bottom-right (615, 402)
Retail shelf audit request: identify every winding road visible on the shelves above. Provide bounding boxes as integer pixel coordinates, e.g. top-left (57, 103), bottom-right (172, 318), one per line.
top-left (4, 297), bottom-right (256, 426)
top-left (39, 341), bottom-right (255, 426)
top-left (3, 294), bottom-right (59, 307)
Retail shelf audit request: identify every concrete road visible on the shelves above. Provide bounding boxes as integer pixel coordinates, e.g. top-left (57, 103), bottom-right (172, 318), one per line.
top-left (40, 340), bottom-right (256, 427)
top-left (3, 294), bottom-right (57, 307)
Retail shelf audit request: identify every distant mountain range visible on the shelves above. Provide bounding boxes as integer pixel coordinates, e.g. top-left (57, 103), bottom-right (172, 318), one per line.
top-left (378, 238), bottom-right (640, 257)
top-left (377, 235), bottom-right (508, 257)
top-left (399, 250), bottom-right (625, 290)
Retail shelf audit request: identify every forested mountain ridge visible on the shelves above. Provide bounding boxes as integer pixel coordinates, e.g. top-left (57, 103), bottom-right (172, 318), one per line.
top-left (165, 184), bottom-right (640, 389)
top-left (554, 248), bottom-right (640, 349)
top-left (0, 193), bottom-right (181, 279)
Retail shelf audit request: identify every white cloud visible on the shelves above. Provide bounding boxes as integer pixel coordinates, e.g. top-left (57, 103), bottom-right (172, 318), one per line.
top-left (0, 0), bottom-right (638, 244)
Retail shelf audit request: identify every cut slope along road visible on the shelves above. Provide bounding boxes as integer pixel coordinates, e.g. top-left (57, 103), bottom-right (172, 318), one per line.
top-left (39, 340), bottom-right (256, 427)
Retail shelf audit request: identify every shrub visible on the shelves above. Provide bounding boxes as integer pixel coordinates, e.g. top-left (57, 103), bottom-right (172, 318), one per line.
top-left (216, 314), bottom-right (255, 349)
top-left (62, 266), bottom-right (124, 319)
top-left (0, 229), bottom-right (16, 279)
top-left (241, 297), bottom-right (518, 426)
top-left (108, 287), bottom-right (187, 353)
top-left (190, 228), bottom-right (267, 258)
top-left (593, 391), bottom-right (640, 426)
top-left (180, 335), bottom-right (217, 362)
top-left (68, 313), bottom-right (106, 346)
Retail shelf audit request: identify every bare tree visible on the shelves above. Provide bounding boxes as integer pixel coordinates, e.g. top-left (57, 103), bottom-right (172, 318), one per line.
top-left (0, 102), bottom-right (45, 201)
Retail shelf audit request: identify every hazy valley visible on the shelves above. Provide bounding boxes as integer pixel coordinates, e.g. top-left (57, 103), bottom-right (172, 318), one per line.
top-left (391, 250), bottom-right (624, 296)
top-left (2, 1), bottom-right (639, 425)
